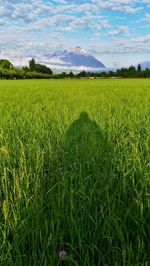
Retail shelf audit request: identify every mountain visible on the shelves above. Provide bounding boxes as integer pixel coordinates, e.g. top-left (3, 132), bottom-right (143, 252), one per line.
top-left (139, 61), bottom-right (150, 70)
top-left (42, 47), bottom-right (105, 71)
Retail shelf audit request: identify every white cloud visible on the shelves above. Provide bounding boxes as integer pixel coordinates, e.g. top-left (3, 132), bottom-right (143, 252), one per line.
top-left (91, 0), bottom-right (141, 13)
top-left (108, 26), bottom-right (129, 36)
top-left (0, 0), bottom-right (150, 68)
top-left (145, 13), bottom-right (150, 21)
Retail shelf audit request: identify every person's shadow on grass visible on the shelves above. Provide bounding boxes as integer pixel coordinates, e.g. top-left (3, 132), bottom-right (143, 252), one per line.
top-left (44, 112), bottom-right (149, 265)
top-left (61, 111), bottom-right (112, 185)
top-left (53, 112), bottom-right (113, 263)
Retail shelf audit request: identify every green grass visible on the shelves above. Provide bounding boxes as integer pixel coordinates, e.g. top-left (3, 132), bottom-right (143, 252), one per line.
top-left (0, 79), bottom-right (150, 265)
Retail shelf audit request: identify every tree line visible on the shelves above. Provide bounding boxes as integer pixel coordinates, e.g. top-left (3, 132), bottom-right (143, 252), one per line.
top-left (75, 65), bottom-right (150, 79)
top-left (0, 58), bottom-right (53, 79)
top-left (0, 58), bottom-right (150, 79)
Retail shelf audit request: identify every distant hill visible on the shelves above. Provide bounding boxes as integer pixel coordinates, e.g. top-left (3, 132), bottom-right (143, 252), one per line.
top-left (138, 61), bottom-right (150, 70)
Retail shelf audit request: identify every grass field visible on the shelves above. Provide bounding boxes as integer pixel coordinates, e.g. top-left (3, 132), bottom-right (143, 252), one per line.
top-left (0, 79), bottom-right (150, 265)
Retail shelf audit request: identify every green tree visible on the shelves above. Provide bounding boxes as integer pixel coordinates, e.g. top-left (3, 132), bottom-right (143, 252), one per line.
top-left (10, 68), bottom-right (25, 79)
top-left (0, 59), bottom-right (13, 69)
top-left (128, 66), bottom-right (136, 78)
top-left (35, 64), bottom-right (53, 75)
top-left (68, 71), bottom-right (74, 78)
top-left (29, 59), bottom-right (52, 74)
top-left (29, 58), bottom-right (36, 71)
top-left (23, 66), bottom-right (29, 72)
top-left (137, 64), bottom-right (142, 72)
top-left (77, 71), bottom-right (87, 78)
top-left (60, 72), bottom-right (67, 78)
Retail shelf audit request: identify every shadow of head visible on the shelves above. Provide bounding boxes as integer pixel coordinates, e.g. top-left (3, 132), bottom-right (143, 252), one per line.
top-left (79, 111), bottom-right (89, 120)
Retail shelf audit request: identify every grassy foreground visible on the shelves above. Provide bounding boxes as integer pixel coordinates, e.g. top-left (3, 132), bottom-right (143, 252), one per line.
top-left (0, 79), bottom-right (150, 265)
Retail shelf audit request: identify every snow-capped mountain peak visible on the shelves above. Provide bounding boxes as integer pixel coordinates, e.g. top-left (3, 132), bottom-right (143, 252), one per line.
top-left (42, 47), bottom-right (105, 71)
top-left (75, 47), bottom-right (88, 55)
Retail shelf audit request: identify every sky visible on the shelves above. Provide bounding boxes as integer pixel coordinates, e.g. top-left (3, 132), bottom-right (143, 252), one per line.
top-left (0, 0), bottom-right (150, 69)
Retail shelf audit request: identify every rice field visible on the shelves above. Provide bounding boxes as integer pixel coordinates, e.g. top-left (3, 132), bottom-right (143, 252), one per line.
top-left (0, 79), bottom-right (150, 265)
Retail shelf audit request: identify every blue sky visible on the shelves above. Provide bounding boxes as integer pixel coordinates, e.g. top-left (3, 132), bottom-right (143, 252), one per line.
top-left (0, 0), bottom-right (150, 68)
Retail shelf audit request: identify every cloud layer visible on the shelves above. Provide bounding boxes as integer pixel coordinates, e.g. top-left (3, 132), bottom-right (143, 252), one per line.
top-left (0, 0), bottom-right (150, 68)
